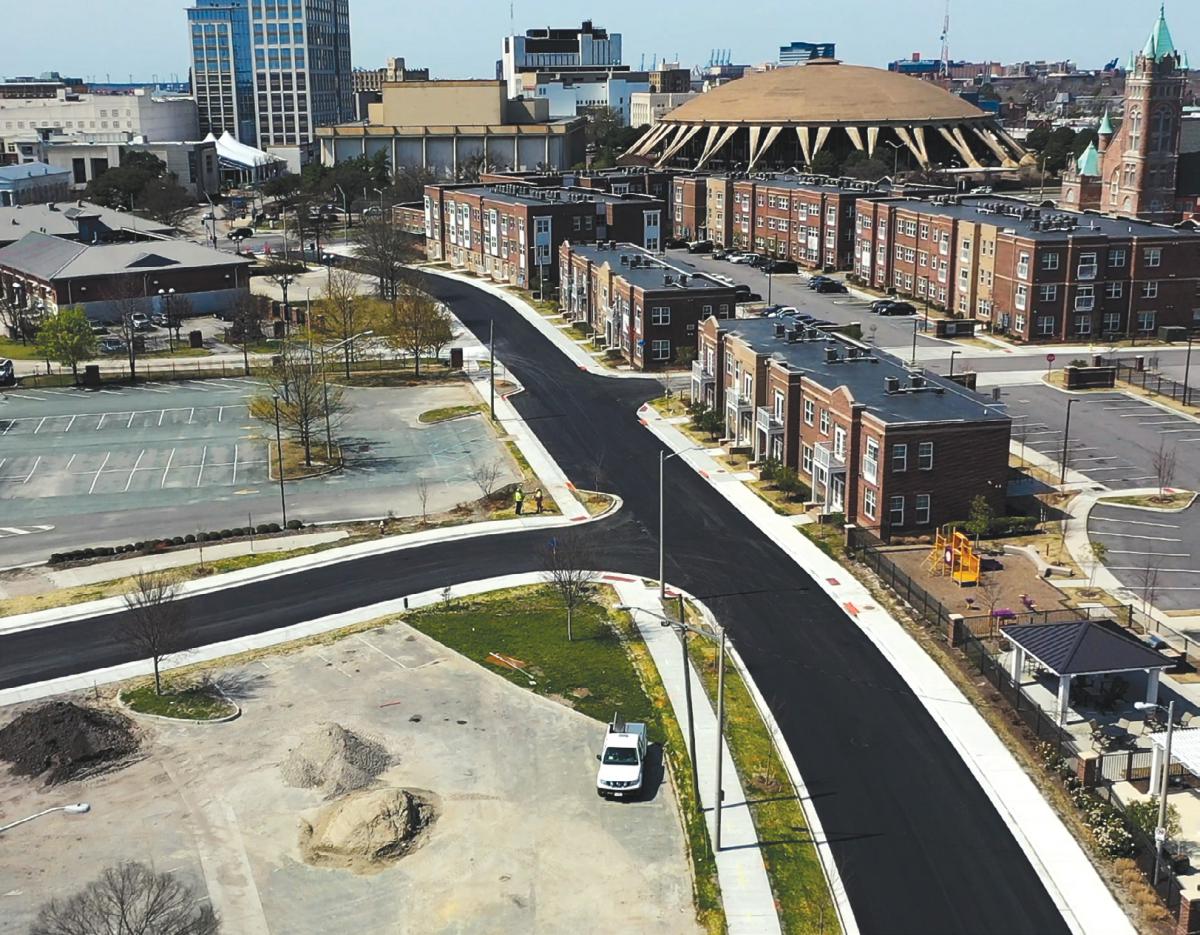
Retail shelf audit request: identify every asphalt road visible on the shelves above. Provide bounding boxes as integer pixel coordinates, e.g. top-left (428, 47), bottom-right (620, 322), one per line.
top-left (0, 273), bottom-right (1070, 935)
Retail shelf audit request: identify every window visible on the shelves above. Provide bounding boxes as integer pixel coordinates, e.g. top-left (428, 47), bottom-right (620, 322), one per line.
top-left (1109, 248), bottom-right (1127, 268)
top-left (1074, 315), bottom-right (1092, 335)
top-left (803, 399), bottom-right (814, 425)
top-left (801, 444), bottom-right (813, 475)
top-left (1078, 253), bottom-right (1098, 279)
top-left (863, 438), bottom-right (879, 483)
top-left (1142, 281), bottom-right (1159, 299)
top-left (889, 496), bottom-right (905, 527)
top-left (833, 426), bottom-right (846, 459)
top-left (864, 487), bottom-right (877, 519)
top-left (1039, 284), bottom-right (1058, 302)
top-left (1075, 285), bottom-right (1095, 311)
top-left (1015, 284), bottom-right (1028, 311)
top-left (1017, 252), bottom-right (1030, 279)
top-left (650, 306), bottom-right (670, 325)
top-left (1138, 310), bottom-right (1156, 332)
top-left (1145, 247), bottom-right (1162, 268)
top-left (651, 339), bottom-right (671, 360)
top-left (1041, 252), bottom-right (1060, 271)
top-left (1038, 315), bottom-right (1056, 336)
top-left (892, 443), bottom-right (907, 472)
top-left (819, 408), bottom-right (830, 434)
top-left (1105, 281), bottom-right (1124, 300)
top-left (1015, 313), bottom-right (1026, 332)
top-left (1103, 311), bottom-right (1122, 333)
top-left (773, 390), bottom-right (784, 419)
top-left (918, 441), bottom-right (933, 470)
top-left (915, 494), bottom-right (931, 525)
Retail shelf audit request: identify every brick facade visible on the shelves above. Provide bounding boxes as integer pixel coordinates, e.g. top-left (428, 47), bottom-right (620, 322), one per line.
top-left (670, 176), bottom-right (708, 241)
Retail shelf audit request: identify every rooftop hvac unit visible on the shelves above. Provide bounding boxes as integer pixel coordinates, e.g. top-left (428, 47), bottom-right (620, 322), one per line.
top-left (774, 322), bottom-right (786, 337)
top-left (847, 347), bottom-right (860, 359)
top-left (824, 346), bottom-right (839, 364)
top-left (679, 274), bottom-right (688, 285)
top-left (909, 374), bottom-right (926, 389)
top-left (884, 375), bottom-right (901, 394)
top-left (664, 274), bottom-right (674, 285)
top-left (620, 254), bottom-right (629, 265)
top-left (787, 327), bottom-right (801, 343)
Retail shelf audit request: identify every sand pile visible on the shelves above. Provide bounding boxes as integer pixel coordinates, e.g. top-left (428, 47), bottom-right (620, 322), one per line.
top-left (0, 701), bottom-right (138, 784)
top-left (299, 787), bottom-right (434, 873)
top-left (281, 722), bottom-right (391, 798)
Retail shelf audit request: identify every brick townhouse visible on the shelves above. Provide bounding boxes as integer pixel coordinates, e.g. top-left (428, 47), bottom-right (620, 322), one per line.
top-left (694, 315), bottom-right (1010, 540)
top-left (561, 240), bottom-right (735, 369)
top-left (855, 195), bottom-right (1200, 342)
top-left (423, 182), bottom-right (664, 288)
top-left (670, 175), bottom-right (707, 241)
top-left (479, 166), bottom-right (675, 201)
top-left (729, 174), bottom-right (878, 270)
top-left (705, 176), bottom-right (734, 247)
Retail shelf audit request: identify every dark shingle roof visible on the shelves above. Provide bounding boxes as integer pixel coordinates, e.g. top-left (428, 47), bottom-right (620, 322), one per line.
top-left (0, 231), bottom-right (87, 279)
top-left (1001, 620), bottom-right (1172, 675)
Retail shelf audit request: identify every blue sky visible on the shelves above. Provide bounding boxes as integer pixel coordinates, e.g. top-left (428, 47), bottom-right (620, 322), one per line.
top-left (1, 1), bottom-right (1196, 81)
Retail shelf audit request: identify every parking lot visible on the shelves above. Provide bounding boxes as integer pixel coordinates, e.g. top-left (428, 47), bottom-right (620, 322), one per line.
top-left (0, 380), bottom-right (520, 565)
top-left (1088, 503), bottom-right (1200, 612)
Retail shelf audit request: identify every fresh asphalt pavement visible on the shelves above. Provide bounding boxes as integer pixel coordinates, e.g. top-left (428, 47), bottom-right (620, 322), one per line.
top-left (0, 380), bottom-right (516, 566)
top-left (1000, 384), bottom-right (1200, 612)
top-left (0, 274), bottom-right (1070, 934)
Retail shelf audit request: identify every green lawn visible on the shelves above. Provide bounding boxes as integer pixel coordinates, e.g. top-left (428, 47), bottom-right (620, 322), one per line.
top-left (140, 347), bottom-right (214, 359)
top-left (121, 681), bottom-right (237, 720)
top-left (403, 586), bottom-right (724, 933)
top-left (418, 404), bottom-right (484, 424)
top-left (0, 336), bottom-right (46, 360)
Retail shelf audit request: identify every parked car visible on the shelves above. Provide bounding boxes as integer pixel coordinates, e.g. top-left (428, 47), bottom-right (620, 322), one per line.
top-left (713, 249), bottom-right (731, 260)
top-left (877, 300), bottom-right (917, 316)
top-left (686, 239), bottom-right (713, 254)
top-left (150, 312), bottom-right (167, 327)
top-left (743, 253), bottom-right (765, 267)
top-left (728, 252), bottom-right (753, 264)
top-left (664, 237), bottom-right (689, 249)
top-left (806, 275), bottom-right (832, 289)
top-left (763, 259), bottom-right (798, 274)
top-left (869, 298), bottom-right (897, 314)
top-left (98, 336), bottom-right (127, 354)
top-left (814, 279), bottom-right (848, 294)
top-left (0, 357), bottom-right (14, 387)
top-left (596, 716), bottom-right (648, 800)
top-left (130, 312), bottom-right (153, 332)
top-left (227, 226), bottom-right (254, 240)
top-left (733, 284), bottom-right (763, 302)
top-left (88, 320), bottom-right (108, 335)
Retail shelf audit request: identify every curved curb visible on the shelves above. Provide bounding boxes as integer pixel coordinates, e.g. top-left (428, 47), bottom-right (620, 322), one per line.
top-left (116, 689), bottom-right (241, 725)
top-left (1095, 490), bottom-right (1198, 514)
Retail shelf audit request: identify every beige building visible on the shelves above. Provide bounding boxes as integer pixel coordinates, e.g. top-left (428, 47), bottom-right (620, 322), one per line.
top-left (630, 91), bottom-right (698, 129)
top-left (0, 88), bottom-right (198, 155)
top-left (318, 79), bottom-right (586, 177)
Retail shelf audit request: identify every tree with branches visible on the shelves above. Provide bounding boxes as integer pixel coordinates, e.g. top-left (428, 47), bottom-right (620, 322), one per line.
top-left (1153, 441), bottom-right (1178, 501)
top-left (540, 531), bottom-right (596, 642)
top-left (228, 291), bottom-right (267, 375)
top-left (315, 266), bottom-right (372, 378)
top-left (384, 287), bottom-right (452, 377)
top-left (469, 459), bottom-right (503, 501)
top-left (353, 219), bottom-right (412, 308)
top-left (250, 340), bottom-right (348, 466)
top-left (110, 276), bottom-right (149, 381)
top-left (30, 861), bottom-right (219, 935)
top-left (35, 306), bottom-right (96, 383)
top-left (121, 570), bottom-right (187, 696)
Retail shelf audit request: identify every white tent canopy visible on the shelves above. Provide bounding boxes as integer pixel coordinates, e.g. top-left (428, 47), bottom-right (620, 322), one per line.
top-left (203, 132), bottom-right (283, 183)
top-left (1149, 727), bottom-right (1200, 791)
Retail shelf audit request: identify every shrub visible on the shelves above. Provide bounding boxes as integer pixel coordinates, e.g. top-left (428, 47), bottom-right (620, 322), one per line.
top-left (172, 536), bottom-right (184, 546)
top-left (759, 457), bottom-right (781, 481)
top-left (255, 524), bottom-right (271, 534)
top-left (267, 523), bottom-right (281, 533)
top-left (49, 553), bottom-right (63, 564)
top-left (220, 529), bottom-right (232, 538)
top-left (286, 519), bottom-right (303, 530)
top-left (184, 534), bottom-right (196, 544)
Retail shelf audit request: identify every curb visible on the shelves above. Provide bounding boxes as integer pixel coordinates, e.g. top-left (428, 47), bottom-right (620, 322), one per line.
top-left (116, 687), bottom-right (242, 724)
top-left (1095, 491), bottom-right (1198, 514)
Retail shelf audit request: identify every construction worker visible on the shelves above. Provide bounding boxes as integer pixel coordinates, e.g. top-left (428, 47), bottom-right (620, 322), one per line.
top-left (534, 488), bottom-right (544, 513)
top-left (514, 487), bottom-right (525, 515)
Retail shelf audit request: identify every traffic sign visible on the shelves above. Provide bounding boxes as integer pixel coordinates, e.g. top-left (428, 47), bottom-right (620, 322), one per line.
top-left (1046, 353), bottom-right (1056, 363)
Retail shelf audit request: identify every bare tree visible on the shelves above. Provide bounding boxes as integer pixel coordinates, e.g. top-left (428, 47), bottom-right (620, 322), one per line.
top-left (1137, 552), bottom-right (1162, 617)
top-left (1153, 441), bottom-right (1178, 501)
top-left (121, 570), bottom-right (186, 696)
top-left (416, 475), bottom-right (430, 525)
top-left (353, 219), bottom-right (412, 309)
top-left (974, 571), bottom-right (1004, 619)
top-left (1089, 540), bottom-right (1109, 591)
top-left (229, 291), bottom-right (267, 376)
top-left (384, 288), bottom-right (452, 377)
top-left (540, 531), bottom-right (597, 642)
top-left (30, 861), bottom-right (219, 935)
top-left (315, 265), bottom-right (370, 378)
top-left (110, 276), bottom-right (148, 381)
top-left (469, 459), bottom-right (503, 501)
top-left (250, 340), bottom-right (347, 466)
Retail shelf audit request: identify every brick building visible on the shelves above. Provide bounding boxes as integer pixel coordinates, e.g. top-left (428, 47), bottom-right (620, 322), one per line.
top-left (694, 315), bottom-right (1010, 540)
top-left (423, 182), bottom-right (664, 288)
top-left (854, 195), bottom-right (1200, 341)
top-left (561, 241), bottom-right (735, 369)
top-left (705, 176), bottom-right (734, 247)
top-left (670, 175), bottom-right (708, 241)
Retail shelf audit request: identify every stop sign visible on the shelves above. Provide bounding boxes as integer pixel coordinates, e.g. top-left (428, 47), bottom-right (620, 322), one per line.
top-left (1046, 353), bottom-right (1056, 363)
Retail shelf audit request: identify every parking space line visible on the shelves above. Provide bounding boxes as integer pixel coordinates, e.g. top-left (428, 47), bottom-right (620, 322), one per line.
top-left (88, 452), bottom-right (111, 495)
top-left (1111, 567), bottom-right (1200, 574)
top-left (1108, 550), bottom-right (1190, 557)
top-left (139, 386), bottom-right (169, 394)
top-left (158, 409), bottom-right (166, 427)
top-left (1090, 516), bottom-right (1179, 528)
top-left (65, 454), bottom-right (76, 472)
top-left (22, 456), bottom-right (40, 484)
top-left (196, 445), bottom-right (207, 487)
top-left (1093, 532), bottom-right (1183, 541)
top-left (127, 411), bottom-right (136, 428)
top-left (231, 444), bottom-right (239, 484)
top-left (355, 634), bottom-right (408, 669)
top-left (188, 407), bottom-right (195, 424)
top-left (2, 420), bottom-right (14, 436)
top-left (97, 389), bottom-right (123, 395)
top-left (218, 406), bottom-right (224, 422)
top-left (160, 448), bottom-right (176, 488)
top-left (34, 417), bottom-right (47, 434)
top-left (124, 449), bottom-right (146, 492)
top-left (64, 414), bottom-right (76, 432)
top-left (96, 413), bottom-right (106, 430)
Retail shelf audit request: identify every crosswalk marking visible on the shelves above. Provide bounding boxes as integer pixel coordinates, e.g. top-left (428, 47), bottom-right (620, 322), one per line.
top-left (0, 524), bottom-right (54, 538)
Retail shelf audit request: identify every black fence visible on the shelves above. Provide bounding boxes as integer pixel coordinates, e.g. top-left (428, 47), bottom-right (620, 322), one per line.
top-left (1099, 357), bottom-right (1196, 408)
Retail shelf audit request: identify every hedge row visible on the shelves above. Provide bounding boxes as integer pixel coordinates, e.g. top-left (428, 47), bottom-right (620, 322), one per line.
top-left (48, 519), bottom-right (304, 565)
top-left (945, 515), bottom-right (1040, 538)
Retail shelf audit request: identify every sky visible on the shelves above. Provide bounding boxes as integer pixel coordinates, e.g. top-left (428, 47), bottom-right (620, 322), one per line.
top-left (1, 1), bottom-right (1198, 82)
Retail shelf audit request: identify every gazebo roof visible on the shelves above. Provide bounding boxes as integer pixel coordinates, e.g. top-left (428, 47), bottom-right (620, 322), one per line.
top-left (1001, 620), bottom-right (1172, 676)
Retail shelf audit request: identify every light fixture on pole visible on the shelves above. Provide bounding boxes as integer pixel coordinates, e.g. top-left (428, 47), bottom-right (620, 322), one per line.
top-left (0, 802), bottom-right (90, 834)
top-left (949, 349), bottom-right (961, 377)
top-left (1136, 700), bottom-right (1176, 884)
top-left (911, 317), bottom-right (920, 366)
top-left (273, 394), bottom-right (287, 527)
top-left (659, 446), bottom-right (703, 600)
top-left (1183, 330), bottom-right (1195, 408)
top-left (1059, 397), bottom-right (1077, 486)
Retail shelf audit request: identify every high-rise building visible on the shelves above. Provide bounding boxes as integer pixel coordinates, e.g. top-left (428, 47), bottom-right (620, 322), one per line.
top-left (187, 0), bottom-right (353, 158)
top-left (778, 41), bottom-right (836, 66)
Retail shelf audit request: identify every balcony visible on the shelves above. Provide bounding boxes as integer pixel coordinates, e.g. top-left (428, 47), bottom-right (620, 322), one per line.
top-left (725, 385), bottom-right (753, 415)
top-left (1077, 264), bottom-right (1098, 281)
top-left (813, 441), bottom-right (846, 474)
top-left (1075, 295), bottom-right (1096, 312)
top-left (756, 406), bottom-right (783, 435)
top-left (691, 360), bottom-right (715, 387)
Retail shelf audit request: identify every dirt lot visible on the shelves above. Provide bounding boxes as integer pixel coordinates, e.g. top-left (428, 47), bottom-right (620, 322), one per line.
top-left (0, 621), bottom-right (699, 934)
top-left (885, 544), bottom-right (1070, 619)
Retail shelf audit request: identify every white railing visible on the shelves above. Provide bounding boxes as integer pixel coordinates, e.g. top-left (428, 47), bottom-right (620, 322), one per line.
top-left (756, 406), bottom-right (782, 434)
top-left (1077, 264), bottom-right (1098, 281)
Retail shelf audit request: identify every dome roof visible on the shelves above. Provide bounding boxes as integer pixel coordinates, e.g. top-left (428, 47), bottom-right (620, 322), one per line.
top-left (663, 61), bottom-right (988, 126)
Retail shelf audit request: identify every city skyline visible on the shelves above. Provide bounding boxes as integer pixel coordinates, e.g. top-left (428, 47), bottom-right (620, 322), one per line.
top-left (1, 0), bottom-right (1197, 84)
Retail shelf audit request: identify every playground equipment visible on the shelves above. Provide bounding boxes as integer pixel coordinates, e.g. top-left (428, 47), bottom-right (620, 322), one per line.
top-left (925, 526), bottom-right (981, 585)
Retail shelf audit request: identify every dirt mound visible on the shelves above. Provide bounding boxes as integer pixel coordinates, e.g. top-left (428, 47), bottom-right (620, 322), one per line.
top-left (281, 722), bottom-right (390, 798)
top-left (299, 787), bottom-right (435, 874)
top-left (0, 701), bottom-right (138, 784)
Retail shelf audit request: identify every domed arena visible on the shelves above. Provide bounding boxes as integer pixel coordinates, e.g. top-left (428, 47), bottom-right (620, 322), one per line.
top-left (623, 60), bottom-right (1033, 172)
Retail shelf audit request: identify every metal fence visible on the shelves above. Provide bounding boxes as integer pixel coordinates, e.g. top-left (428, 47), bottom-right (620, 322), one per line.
top-left (1099, 357), bottom-right (1196, 408)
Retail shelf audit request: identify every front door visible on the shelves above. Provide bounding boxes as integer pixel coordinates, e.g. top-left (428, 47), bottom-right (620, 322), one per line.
top-left (830, 474), bottom-right (845, 513)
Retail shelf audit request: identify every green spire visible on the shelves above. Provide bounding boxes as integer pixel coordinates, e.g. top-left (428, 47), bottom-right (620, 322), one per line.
top-left (1076, 141), bottom-right (1100, 177)
top-left (1098, 109), bottom-right (1113, 136)
top-left (1143, 4), bottom-right (1178, 61)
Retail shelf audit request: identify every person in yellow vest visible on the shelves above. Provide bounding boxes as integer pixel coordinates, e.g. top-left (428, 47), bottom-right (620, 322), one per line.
top-left (514, 487), bottom-right (525, 515)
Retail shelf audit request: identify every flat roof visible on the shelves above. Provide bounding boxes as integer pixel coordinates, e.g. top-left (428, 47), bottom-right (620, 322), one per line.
top-left (450, 184), bottom-right (654, 208)
top-left (0, 231), bottom-right (250, 280)
top-left (878, 195), bottom-right (1200, 242)
top-left (0, 200), bottom-right (174, 242)
top-left (724, 316), bottom-right (1009, 425)
top-left (569, 242), bottom-right (733, 293)
top-left (0, 161), bottom-right (70, 182)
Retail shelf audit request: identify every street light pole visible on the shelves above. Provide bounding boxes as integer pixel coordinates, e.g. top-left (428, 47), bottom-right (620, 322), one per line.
top-left (949, 349), bottom-right (961, 377)
top-left (1059, 397), bottom-right (1077, 486)
top-left (1183, 331), bottom-right (1195, 408)
top-left (489, 319), bottom-right (496, 420)
top-left (911, 318), bottom-right (919, 366)
top-left (0, 802), bottom-right (90, 834)
top-left (714, 628), bottom-right (726, 851)
top-left (273, 394), bottom-right (287, 527)
top-left (1138, 699), bottom-right (1177, 884)
top-left (767, 267), bottom-right (773, 306)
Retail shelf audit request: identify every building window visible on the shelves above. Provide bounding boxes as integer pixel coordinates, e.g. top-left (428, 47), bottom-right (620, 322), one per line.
top-left (864, 487), bottom-right (877, 519)
top-left (1038, 315), bottom-right (1056, 336)
top-left (918, 441), bottom-right (933, 470)
top-left (651, 339), bottom-right (671, 360)
top-left (801, 444), bottom-right (813, 475)
top-left (1041, 252), bottom-right (1060, 270)
top-left (863, 437), bottom-right (879, 483)
top-left (833, 425), bottom-right (846, 459)
top-left (1015, 285), bottom-right (1028, 311)
top-left (1103, 311), bottom-right (1122, 333)
top-left (889, 495), bottom-right (905, 526)
top-left (1142, 281), bottom-right (1158, 299)
top-left (892, 443), bottom-right (907, 472)
top-left (1078, 253), bottom-right (1098, 279)
top-left (1109, 248), bottom-right (1126, 268)
top-left (1017, 252), bottom-right (1030, 279)
top-left (915, 493), bottom-right (931, 525)
top-left (803, 398), bottom-right (814, 425)
top-left (1105, 281), bottom-right (1124, 300)
top-left (819, 408), bottom-right (830, 434)
top-left (650, 306), bottom-right (670, 325)
top-left (1138, 310), bottom-right (1156, 332)
top-left (1015, 313), bottom-right (1026, 332)
top-left (1145, 247), bottom-right (1162, 268)
top-left (1074, 314), bottom-right (1092, 335)
top-left (1039, 284), bottom-right (1057, 302)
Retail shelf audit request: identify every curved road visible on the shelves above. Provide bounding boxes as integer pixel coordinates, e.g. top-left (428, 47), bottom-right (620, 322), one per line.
top-left (1, 274), bottom-right (1069, 935)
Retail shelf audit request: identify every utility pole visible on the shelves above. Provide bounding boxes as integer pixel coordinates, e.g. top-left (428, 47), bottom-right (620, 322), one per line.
top-left (273, 395), bottom-right (288, 527)
top-left (1059, 397), bottom-right (1077, 486)
top-left (1182, 330), bottom-right (1194, 407)
top-left (714, 628), bottom-right (726, 851)
top-left (489, 319), bottom-right (496, 419)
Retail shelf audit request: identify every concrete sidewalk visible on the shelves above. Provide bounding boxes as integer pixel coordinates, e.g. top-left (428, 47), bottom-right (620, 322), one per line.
top-left (610, 577), bottom-right (783, 935)
top-left (638, 402), bottom-right (1133, 935)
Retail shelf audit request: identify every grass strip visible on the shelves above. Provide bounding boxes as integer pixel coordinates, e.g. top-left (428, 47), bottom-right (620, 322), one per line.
top-left (418, 404), bottom-right (485, 424)
top-left (120, 681), bottom-right (236, 720)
